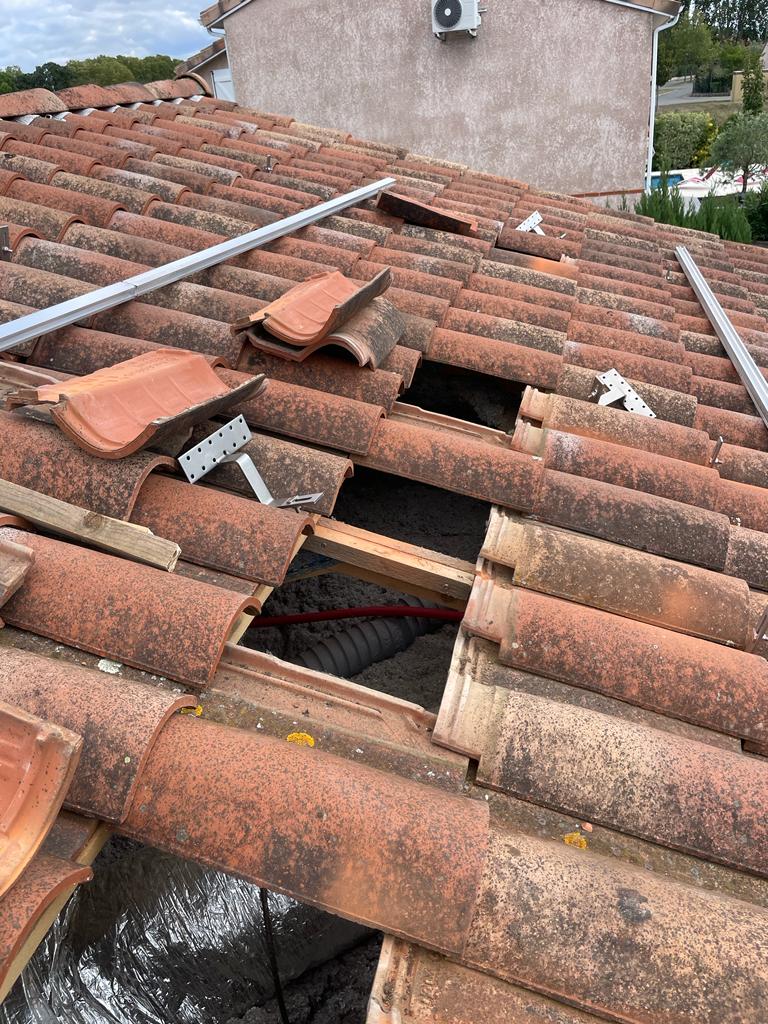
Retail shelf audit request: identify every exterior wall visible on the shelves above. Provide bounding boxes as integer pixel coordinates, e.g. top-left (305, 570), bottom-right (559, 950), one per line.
top-left (731, 69), bottom-right (768, 105)
top-left (224, 0), bottom-right (656, 193)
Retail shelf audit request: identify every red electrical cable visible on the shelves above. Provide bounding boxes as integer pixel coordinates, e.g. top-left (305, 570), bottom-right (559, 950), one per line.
top-left (250, 605), bottom-right (464, 627)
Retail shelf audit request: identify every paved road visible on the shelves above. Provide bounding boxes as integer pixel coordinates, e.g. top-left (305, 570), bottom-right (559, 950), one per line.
top-left (658, 79), bottom-right (732, 106)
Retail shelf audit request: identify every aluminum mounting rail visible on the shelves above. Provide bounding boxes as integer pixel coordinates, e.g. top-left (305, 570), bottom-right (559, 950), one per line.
top-left (676, 244), bottom-right (768, 429)
top-left (0, 177), bottom-right (396, 354)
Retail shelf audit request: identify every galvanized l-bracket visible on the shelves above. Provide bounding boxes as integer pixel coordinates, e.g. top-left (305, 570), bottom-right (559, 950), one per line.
top-left (594, 368), bottom-right (656, 418)
top-left (515, 211), bottom-right (546, 235)
top-left (179, 416), bottom-right (323, 509)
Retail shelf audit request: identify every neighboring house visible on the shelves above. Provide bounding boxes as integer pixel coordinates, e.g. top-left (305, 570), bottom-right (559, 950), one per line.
top-left (175, 37), bottom-right (235, 100)
top-left (196, 0), bottom-right (680, 194)
top-left (731, 42), bottom-right (768, 105)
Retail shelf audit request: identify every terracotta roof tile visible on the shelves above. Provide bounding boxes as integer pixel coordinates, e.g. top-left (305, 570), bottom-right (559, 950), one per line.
top-left (6, 177), bottom-right (125, 227)
top-left (0, 89), bottom-right (66, 118)
top-left (238, 345), bottom-right (405, 411)
top-left (0, 194), bottom-right (83, 241)
top-left (0, 699), bottom-right (81, 900)
top-left (465, 580), bottom-right (765, 741)
top-left (0, 527), bottom-right (253, 686)
top-left (0, 848), bottom-right (91, 997)
top-left (220, 370), bottom-right (385, 455)
top-left (120, 713), bottom-right (489, 954)
top-left (17, 349), bottom-right (262, 458)
top-left (130, 474), bottom-right (311, 587)
top-left (0, 410), bottom-right (174, 518)
top-left (35, 131), bottom-right (131, 168)
top-left (0, 648), bottom-right (194, 821)
top-left (32, 323), bottom-right (164, 378)
top-left (143, 78), bottom-right (202, 100)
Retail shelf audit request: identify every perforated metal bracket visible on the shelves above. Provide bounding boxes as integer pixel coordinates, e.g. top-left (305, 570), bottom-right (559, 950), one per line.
top-left (178, 416), bottom-right (323, 509)
top-left (515, 211), bottom-right (545, 235)
top-left (594, 369), bottom-right (656, 418)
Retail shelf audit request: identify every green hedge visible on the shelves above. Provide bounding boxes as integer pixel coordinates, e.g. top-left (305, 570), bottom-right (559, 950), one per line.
top-left (653, 111), bottom-right (717, 170)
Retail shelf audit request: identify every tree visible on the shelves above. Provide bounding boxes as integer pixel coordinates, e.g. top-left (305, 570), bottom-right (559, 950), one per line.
top-left (0, 67), bottom-right (21, 94)
top-left (658, 14), bottom-right (717, 83)
top-left (27, 61), bottom-right (74, 91)
top-left (696, 1), bottom-right (768, 43)
top-left (115, 54), bottom-right (178, 83)
top-left (742, 47), bottom-right (765, 113)
top-left (708, 113), bottom-right (768, 193)
top-left (66, 56), bottom-right (136, 86)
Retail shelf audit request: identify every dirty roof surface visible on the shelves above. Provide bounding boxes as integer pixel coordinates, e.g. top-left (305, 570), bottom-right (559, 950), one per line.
top-left (0, 73), bottom-right (767, 1022)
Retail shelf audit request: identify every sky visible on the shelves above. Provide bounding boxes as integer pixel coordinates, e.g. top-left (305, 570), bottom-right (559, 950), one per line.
top-left (0, 0), bottom-right (212, 71)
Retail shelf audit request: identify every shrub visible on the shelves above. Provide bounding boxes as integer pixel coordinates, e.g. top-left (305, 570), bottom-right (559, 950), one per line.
top-left (637, 170), bottom-right (752, 243)
top-left (744, 182), bottom-right (768, 240)
top-left (696, 196), bottom-right (753, 242)
top-left (653, 111), bottom-right (715, 170)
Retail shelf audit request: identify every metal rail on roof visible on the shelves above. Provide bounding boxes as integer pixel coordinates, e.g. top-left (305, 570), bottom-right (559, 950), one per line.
top-left (0, 176), bottom-right (397, 354)
top-left (676, 244), bottom-right (768, 428)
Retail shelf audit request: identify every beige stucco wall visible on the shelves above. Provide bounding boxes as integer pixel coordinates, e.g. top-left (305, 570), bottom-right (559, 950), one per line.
top-left (224, 0), bottom-right (655, 193)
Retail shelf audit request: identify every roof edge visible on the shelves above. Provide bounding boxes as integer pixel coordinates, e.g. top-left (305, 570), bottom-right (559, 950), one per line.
top-left (175, 38), bottom-right (227, 77)
top-left (200, 0), bottom-right (681, 29)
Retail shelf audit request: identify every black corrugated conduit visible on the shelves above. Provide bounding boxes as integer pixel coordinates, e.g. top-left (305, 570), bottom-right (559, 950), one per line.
top-left (291, 598), bottom-right (455, 678)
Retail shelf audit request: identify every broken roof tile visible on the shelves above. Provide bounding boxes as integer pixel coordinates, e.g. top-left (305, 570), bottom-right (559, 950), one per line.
top-left (240, 270), bottom-right (404, 369)
top-left (378, 191), bottom-right (478, 235)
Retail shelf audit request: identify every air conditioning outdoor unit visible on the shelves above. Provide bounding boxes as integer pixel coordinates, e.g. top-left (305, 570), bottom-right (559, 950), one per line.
top-left (432, 0), bottom-right (482, 40)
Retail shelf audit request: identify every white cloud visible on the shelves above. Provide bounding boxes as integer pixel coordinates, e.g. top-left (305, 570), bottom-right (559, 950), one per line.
top-left (1, 0), bottom-right (211, 71)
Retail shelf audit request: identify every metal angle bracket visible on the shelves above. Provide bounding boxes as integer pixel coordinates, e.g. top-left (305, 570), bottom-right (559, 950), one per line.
top-left (515, 211), bottom-right (545, 235)
top-left (0, 226), bottom-right (11, 262)
top-left (594, 368), bottom-right (656, 418)
top-left (178, 415), bottom-right (323, 510)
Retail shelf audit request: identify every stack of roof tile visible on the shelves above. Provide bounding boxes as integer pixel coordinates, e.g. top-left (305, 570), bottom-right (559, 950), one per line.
top-left (0, 74), bottom-right (766, 1023)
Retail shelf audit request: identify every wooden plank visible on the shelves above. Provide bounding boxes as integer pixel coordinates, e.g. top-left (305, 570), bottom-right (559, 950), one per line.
top-left (0, 478), bottom-right (180, 571)
top-left (305, 518), bottom-right (474, 604)
top-left (329, 562), bottom-right (467, 610)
